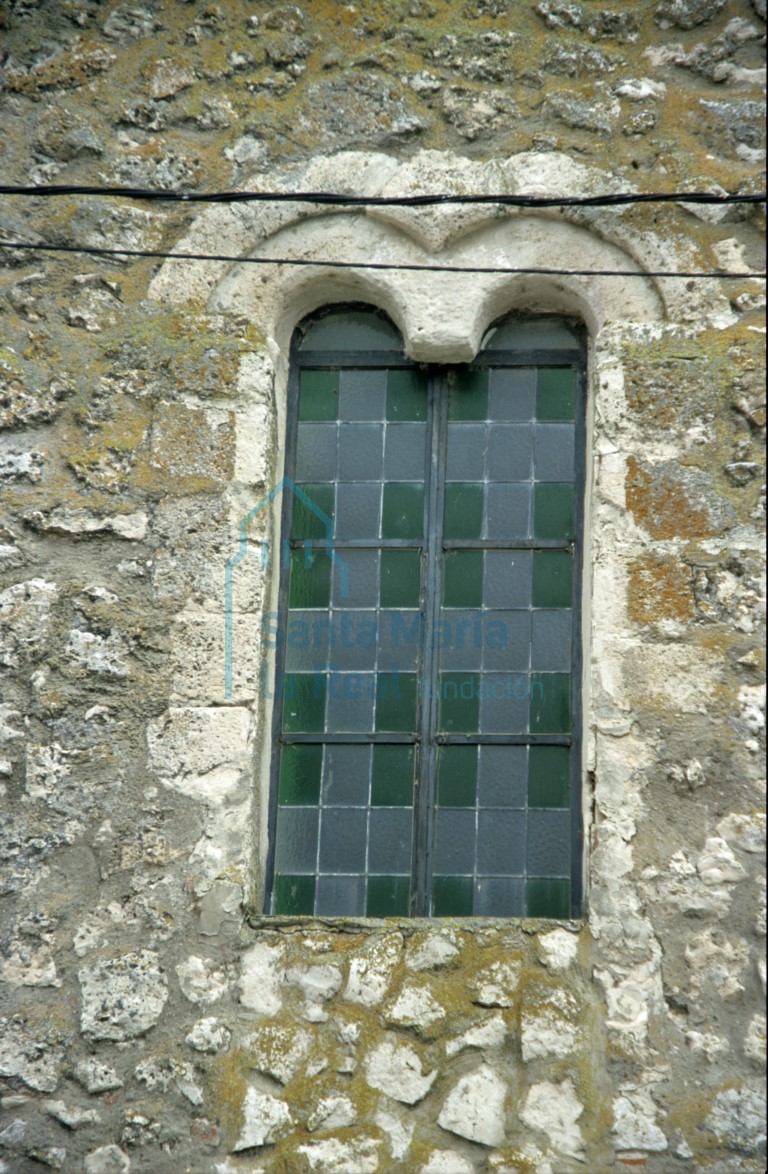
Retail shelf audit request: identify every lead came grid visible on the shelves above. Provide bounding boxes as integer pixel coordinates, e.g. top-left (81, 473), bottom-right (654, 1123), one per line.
top-left (272, 350), bottom-right (581, 919)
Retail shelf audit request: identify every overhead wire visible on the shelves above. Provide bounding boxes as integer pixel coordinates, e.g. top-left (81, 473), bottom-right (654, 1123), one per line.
top-left (0, 237), bottom-right (764, 279)
top-left (0, 184), bottom-right (765, 279)
top-left (0, 183), bottom-right (765, 208)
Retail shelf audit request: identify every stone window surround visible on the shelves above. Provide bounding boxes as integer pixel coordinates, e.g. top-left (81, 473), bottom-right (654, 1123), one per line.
top-left (147, 150), bottom-right (734, 917)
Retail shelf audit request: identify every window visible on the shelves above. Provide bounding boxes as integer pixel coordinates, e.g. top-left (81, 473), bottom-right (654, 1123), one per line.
top-left (265, 307), bottom-right (585, 918)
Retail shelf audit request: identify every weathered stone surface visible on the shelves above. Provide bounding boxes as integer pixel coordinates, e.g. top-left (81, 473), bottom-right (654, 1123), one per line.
top-left (385, 983), bottom-right (447, 1035)
top-left (612, 1089), bottom-right (669, 1153)
top-left (239, 941), bottom-right (285, 1016)
top-left (445, 1013), bottom-right (508, 1057)
top-left (0, 1019), bottom-right (63, 1093)
top-left (437, 1065), bottom-right (507, 1147)
top-left (246, 1023), bottom-right (311, 1084)
top-left (45, 1100), bottom-right (101, 1128)
top-left (176, 955), bottom-right (229, 1005)
top-left (185, 1017), bottom-right (231, 1054)
top-left (84, 1144), bottom-right (131, 1173)
top-left (72, 1060), bottom-right (123, 1094)
top-left (520, 1080), bottom-right (585, 1160)
top-left (421, 1150), bottom-right (474, 1174)
top-left (364, 1037), bottom-right (437, 1105)
top-left (306, 1095), bottom-right (356, 1133)
top-left (521, 986), bottom-right (582, 1061)
top-left (233, 1087), bottom-right (293, 1151)
top-left (705, 1083), bottom-right (767, 1155)
top-left (470, 960), bottom-right (521, 1007)
top-left (344, 933), bottom-right (402, 1006)
top-left (655, 0), bottom-right (727, 28)
top-left (296, 1137), bottom-right (380, 1173)
top-left (79, 951), bottom-right (168, 1040)
top-left (0, 3), bottom-right (763, 1170)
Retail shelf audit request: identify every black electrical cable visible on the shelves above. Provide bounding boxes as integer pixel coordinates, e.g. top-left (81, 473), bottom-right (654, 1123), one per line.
top-left (0, 237), bottom-right (765, 279)
top-left (0, 184), bottom-right (765, 208)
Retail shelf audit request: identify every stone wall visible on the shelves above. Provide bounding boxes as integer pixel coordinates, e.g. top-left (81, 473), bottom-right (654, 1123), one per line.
top-left (0, 2), bottom-right (765, 1172)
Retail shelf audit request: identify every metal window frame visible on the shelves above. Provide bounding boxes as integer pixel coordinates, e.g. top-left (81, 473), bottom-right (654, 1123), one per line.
top-left (264, 308), bottom-right (587, 918)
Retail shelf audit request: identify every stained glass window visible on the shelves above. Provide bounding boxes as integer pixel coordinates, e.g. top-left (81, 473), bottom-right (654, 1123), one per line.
top-left (267, 308), bottom-right (585, 918)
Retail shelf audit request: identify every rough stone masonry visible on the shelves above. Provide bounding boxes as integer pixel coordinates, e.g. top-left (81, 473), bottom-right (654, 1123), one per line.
top-left (0, 1), bottom-right (765, 1172)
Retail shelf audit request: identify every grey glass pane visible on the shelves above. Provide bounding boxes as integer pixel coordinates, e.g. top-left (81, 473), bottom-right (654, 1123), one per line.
top-left (446, 424), bottom-right (487, 480)
top-left (481, 610), bottom-right (530, 672)
top-left (325, 673), bottom-right (376, 732)
top-left (487, 425), bottom-right (533, 481)
top-left (285, 611), bottom-right (331, 672)
top-left (488, 368), bottom-right (536, 421)
top-left (332, 550), bottom-right (379, 608)
top-left (484, 551), bottom-right (532, 609)
top-left (486, 484), bottom-right (530, 540)
top-left (300, 310), bottom-right (403, 352)
top-left (323, 744), bottom-right (371, 806)
top-left (315, 874), bottom-right (366, 916)
top-left (329, 612), bottom-right (378, 671)
top-left (319, 808), bottom-right (367, 871)
top-left (296, 423), bottom-right (338, 481)
top-left (482, 317), bottom-right (581, 351)
top-left (335, 483), bottom-right (382, 539)
top-left (479, 673), bottom-right (529, 734)
top-left (534, 424), bottom-right (575, 482)
top-left (275, 808), bottom-right (318, 873)
top-left (368, 809), bottom-right (413, 873)
top-left (531, 610), bottom-right (573, 672)
top-left (527, 809), bottom-right (571, 875)
top-left (378, 611), bottom-right (421, 672)
top-left (338, 424), bottom-right (384, 481)
top-left (434, 809), bottom-right (476, 874)
top-left (477, 809), bottom-right (526, 874)
top-left (384, 424), bottom-right (427, 480)
top-left (478, 745), bottom-right (527, 808)
top-left (474, 876), bottom-right (525, 916)
top-left (438, 610), bottom-right (484, 671)
top-left (339, 369), bottom-right (387, 421)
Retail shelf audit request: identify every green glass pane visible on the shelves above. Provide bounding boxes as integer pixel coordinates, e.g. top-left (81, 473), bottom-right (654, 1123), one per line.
top-left (367, 875), bottom-right (410, 916)
top-left (533, 484), bottom-right (574, 540)
top-left (291, 484), bottom-right (335, 540)
top-left (387, 369), bottom-right (427, 421)
top-left (382, 484), bottom-right (424, 540)
top-left (443, 551), bottom-right (484, 608)
top-left (372, 745), bottom-right (415, 806)
top-left (437, 746), bottom-right (478, 807)
top-left (279, 744), bottom-right (323, 806)
top-left (274, 874), bottom-right (316, 915)
top-left (300, 310), bottom-right (402, 352)
top-left (532, 550), bottom-right (573, 608)
top-left (530, 673), bottom-right (571, 734)
top-left (289, 549), bottom-right (332, 608)
top-left (483, 317), bottom-right (581, 351)
top-left (439, 673), bottom-right (480, 733)
top-left (376, 673), bottom-right (419, 732)
top-left (526, 877), bottom-right (570, 918)
top-left (283, 673), bottom-right (327, 732)
top-left (449, 369), bottom-right (488, 421)
top-left (298, 369), bottom-right (339, 421)
top-left (528, 746), bottom-right (570, 807)
top-left (381, 550), bottom-right (421, 608)
top-left (432, 876), bottom-right (474, 916)
top-left (537, 368), bottom-right (576, 421)
top-left (444, 483), bottom-right (484, 540)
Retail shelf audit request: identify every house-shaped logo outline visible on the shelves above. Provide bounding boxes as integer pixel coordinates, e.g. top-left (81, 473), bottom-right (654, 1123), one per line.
top-left (224, 477), bottom-right (348, 699)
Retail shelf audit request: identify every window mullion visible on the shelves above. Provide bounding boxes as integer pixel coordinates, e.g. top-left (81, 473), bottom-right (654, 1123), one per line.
top-left (412, 368), bottom-right (448, 917)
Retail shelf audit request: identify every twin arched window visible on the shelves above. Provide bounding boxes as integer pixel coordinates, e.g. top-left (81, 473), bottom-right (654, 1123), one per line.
top-left (265, 307), bottom-right (585, 919)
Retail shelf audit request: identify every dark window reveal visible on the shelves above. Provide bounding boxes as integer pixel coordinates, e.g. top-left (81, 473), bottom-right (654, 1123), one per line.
top-left (266, 308), bottom-right (586, 918)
